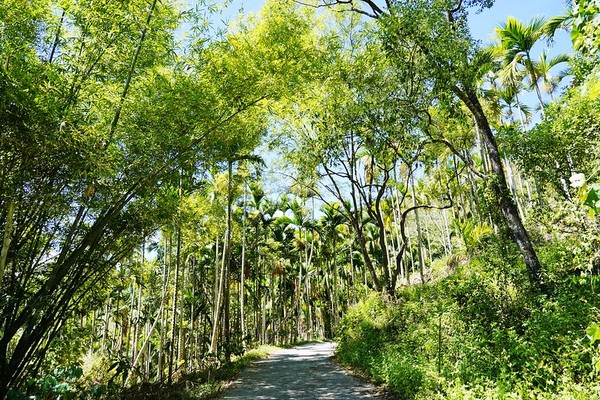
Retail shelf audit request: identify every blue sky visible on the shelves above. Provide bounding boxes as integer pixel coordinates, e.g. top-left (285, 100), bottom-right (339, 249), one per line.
top-left (469, 0), bottom-right (569, 41)
top-left (469, 0), bottom-right (571, 49)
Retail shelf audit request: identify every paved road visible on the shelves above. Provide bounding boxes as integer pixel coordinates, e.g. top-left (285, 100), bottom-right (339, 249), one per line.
top-left (218, 342), bottom-right (383, 400)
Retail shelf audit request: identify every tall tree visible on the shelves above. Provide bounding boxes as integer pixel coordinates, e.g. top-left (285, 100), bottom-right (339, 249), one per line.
top-left (299, 0), bottom-right (545, 291)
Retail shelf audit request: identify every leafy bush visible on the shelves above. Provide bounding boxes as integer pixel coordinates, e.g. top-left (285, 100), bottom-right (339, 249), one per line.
top-left (335, 238), bottom-right (600, 399)
top-left (7, 364), bottom-right (112, 400)
top-left (383, 351), bottom-right (425, 399)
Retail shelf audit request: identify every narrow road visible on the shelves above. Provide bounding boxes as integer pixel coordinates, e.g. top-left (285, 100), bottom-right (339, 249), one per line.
top-left (218, 342), bottom-right (383, 400)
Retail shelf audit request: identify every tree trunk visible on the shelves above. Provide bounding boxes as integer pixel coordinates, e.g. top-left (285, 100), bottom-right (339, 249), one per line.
top-left (210, 160), bottom-right (233, 358)
top-left (157, 237), bottom-right (170, 382)
top-left (411, 174), bottom-right (426, 284)
top-left (107, 0), bottom-right (158, 144)
top-left (168, 228), bottom-right (179, 384)
top-left (0, 200), bottom-right (15, 284)
top-left (454, 85), bottom-right (545, 291)
top-left (240, 185), bottom-right (247, 343)
top-left (178, 249), bottom-right (186, 372)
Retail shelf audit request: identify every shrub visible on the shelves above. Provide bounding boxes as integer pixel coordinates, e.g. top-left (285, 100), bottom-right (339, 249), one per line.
top-left (335, 239), bottom-right (600, 399)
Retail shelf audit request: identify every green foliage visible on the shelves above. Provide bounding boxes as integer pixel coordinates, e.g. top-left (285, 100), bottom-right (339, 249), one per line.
top-left (336, 238), bottom-right (600, 399)
top-left (2, 0), bottom-right (598, 397)
top-left (382, 352), bottom-right (425, 399)
top-left (453, 219), bottom-right (494, 251)
top-left (571, 173), bottom-right (600, 216)
top-left (569, 0), bottom-right (600, 58)
top-left (503, 83), bottom-right (600, 196)
top-left (7, 364), bottom-right (113, 400)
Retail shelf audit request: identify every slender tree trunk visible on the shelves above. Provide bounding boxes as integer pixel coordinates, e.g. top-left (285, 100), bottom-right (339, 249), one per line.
top-left (261, 253), bottom-right (267, 344)
top-left (297, 253), bottom-right (303, 341)
top-left (157, 237), bottom-right (170, 382)
top-left (114, 294), bottom-right (121, 355)
top-left (107, 0), bottom-right (159, 144)
top-left (211, 236), bottom-right (225, 356)
top-left (411, 174), bottom-right (426, 284)
top-left (48, 9), bottom-right (66, 64)
top-left (423, 213), bottom-right (433, 263)
top-left (464, 151), bottom-right (481, 220)
top-left (408, 235), bottom-right (415, 282)
top-left (442, 208), bottom-right (452, 255)
top-left (189, 258), bottom-right (195, 373)
top-left (505, 158), bottom-right (525, 220)
top-left (525, 53), bottom-right (546, 115)
top-left (212, 236), bottom-right (219, 339)
top-left (0, 200), bottom-right (15, 283)
top-left (168, 227), bottom-right (180, 384)
top-left (125, 275), bottom-right (170, 387)
top-left (349, 237), bottom-right (356, 303)
top-left (132, 240), bottom-right (145, 369)
top-left (240, 185), bottom-right (247, 343)
top-left (452, 155), bottom-right (468, 221)
top-left (102, 300), bottom-right (111, 351)
top-left (89, 311), bottom-right (96, 354)
top-left (223, 162), bottom-right (233, 361)
top-left (210, 160), bottom-right (233, 358)
top-left (178, 251), bottom-right (186, 372)
top-left (515, 92), bottom-right (544, 209)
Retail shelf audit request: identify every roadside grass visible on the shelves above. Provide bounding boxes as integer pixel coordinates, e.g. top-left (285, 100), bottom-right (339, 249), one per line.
top-left (123, 345), bottom-right (280, 400)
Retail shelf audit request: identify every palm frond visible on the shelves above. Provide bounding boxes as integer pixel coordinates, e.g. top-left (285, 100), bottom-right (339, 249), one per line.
top-left (543, 14), bottom-right (573, 40)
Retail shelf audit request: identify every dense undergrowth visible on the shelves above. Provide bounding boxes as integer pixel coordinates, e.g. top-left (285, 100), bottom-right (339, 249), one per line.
top-left (8, 346), bottom-right (279, 400)
top-left (336, 237), bottom-right (600, 399)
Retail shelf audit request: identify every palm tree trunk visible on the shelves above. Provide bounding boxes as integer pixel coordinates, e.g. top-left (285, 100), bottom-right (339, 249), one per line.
top-left (168, 229), bottom-right (179, 384)
top-left (102, 300), bottom-right (111, 351)
top-left (178, 252), bottom-right (186, 372)
top-left (240, 185), bottom-right (247, 343)
top-left (157, 236), bottom-right (170, 382)
top-left (525, 53), bottom-right (546, 114)
top-left (211, 160), bottom-right (234, 358)
top-left (504, 158), bottom-right (525, 220)
top-left (442, 208), bottom-right (452, 256)
top-left (411, 174), bottom-right (426, 284)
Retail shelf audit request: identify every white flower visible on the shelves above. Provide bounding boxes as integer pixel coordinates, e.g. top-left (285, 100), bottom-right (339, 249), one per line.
top-left (569, 173), bottom-right (586, 188)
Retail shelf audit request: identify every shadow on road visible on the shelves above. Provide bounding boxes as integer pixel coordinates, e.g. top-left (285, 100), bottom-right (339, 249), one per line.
top-left (218, 342), bottom-right (382, 400)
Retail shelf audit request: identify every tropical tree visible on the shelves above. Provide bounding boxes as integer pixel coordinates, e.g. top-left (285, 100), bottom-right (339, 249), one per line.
top-left (292, 0), bottom-right (545, 290)
top-left (494, 16), bottom-right (550, 111)
top-left (0, 0), bottom-right (285, 394)
top-left (531, 50), bottom-right (571, 99)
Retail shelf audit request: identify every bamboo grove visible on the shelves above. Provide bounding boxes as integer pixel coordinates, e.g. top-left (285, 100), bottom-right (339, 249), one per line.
top-left (1, 0), bottom-right (599, 398)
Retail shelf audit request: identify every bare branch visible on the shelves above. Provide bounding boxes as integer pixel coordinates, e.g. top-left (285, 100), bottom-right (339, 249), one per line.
top-left (292, 0), bottom-right (386, 19)
top-left (449, 0), bottom-right (464, 13)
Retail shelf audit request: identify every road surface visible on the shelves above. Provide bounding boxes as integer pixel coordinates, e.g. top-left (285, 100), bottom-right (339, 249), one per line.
top-left (218, 342), bottom-right (383, 399)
